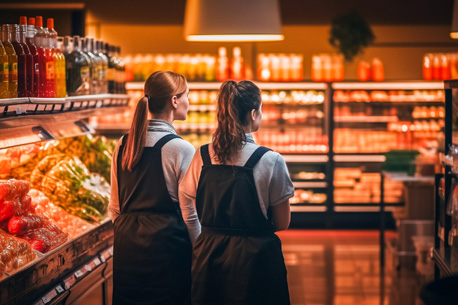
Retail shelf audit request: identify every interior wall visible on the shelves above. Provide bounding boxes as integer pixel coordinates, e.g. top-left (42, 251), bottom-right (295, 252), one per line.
top-left (91, 22), bottom-right (458, 80)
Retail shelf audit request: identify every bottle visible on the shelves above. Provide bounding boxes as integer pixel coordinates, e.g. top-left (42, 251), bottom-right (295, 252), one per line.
top-left (26, 17), bottom-right (39, 97)
top-left (18, 17), bottom-right (33, 97)
top-left (88, 38), bottom-right (103, 94)
top-left (230, 47), bottom-right (244, 81)
top-left (9, 24), bottom-right (27, 97)
top-left (82, 38), bottom-right (97, 94)
top-left (111, 45), bottom-right (120, 93)
top-left (0, 40), bottom-right (8, 98)
top-left (372, 57), bottom-right (385, 82)
top-left (45, 18), bottom-right (57, 98)
top-left (2, 25), bottom-right (18, 98)
top-left (216, 47), bottom-right (229, 82)
top-left (105, 43), bottom-right (116, 93)
top-left (66, 36), bottom-right (90, 96)
top-left (96, 40), bottom-right (108, 94)
top-left (56, 37), bottom-right (67, 97)
top-left (35, 16), bottom-right (48, 97)
top-left (116, 46), bottom-right (125, 93)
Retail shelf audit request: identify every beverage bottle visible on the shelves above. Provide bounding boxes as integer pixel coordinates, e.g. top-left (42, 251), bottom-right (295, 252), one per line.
top-left (2, 25), bottom-right (18, 98)
top-left (372, 57), bottom-right (385, 82)
top-left (82, 38), bottom-right (97, 94)
top-left (216, 47), bottom-right (229, 82)
top-left (85, 38), bottom-right (100, 94)
top-left (56, 37), bottom-right (67, 97)
top-left (19, 17), bottom-right (33, 97)
top-left (96, 40), bottom-right (108, 93)
top-left (423, 53), bottom-right (433, 80)
top-left (66, 36), bottom-right (90, 96)
top-left (0, 41), bottom-right (8, 98)
top-left (9, 24), bottom-right (27, 97)
top-left (45, 18), bottom-right (57, 97)
top-left (105, 43), bottom-right (117, 93)
top-left (26, 17), bottom-right (39, 97)
top-left (116, 46), bottom-right (126, 93)
top-left (35, 16), bottom-right (48, 97)
top-left (230, 47), bottom-right (244, 81)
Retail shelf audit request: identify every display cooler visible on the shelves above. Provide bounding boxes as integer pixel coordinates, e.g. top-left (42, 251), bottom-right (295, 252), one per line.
top-left (0, 93), bottom-right (129, 305)
top-left (95, 80), bottom-right (444, 228)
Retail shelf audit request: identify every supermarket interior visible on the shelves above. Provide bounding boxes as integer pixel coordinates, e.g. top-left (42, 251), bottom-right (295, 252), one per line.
top-left (1, 0), bottom-right (458, 304)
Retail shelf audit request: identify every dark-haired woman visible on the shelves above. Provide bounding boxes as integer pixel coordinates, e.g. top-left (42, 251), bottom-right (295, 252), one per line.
top-left (179, 80), bottom-right (293, 305)
top-left (109, 71), bottom-right (200, 305)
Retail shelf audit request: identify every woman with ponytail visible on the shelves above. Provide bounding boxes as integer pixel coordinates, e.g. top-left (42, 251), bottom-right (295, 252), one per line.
top-left (109, 71), bottom-right (199, 305)
top-left (180, 80), bottom-right (294, 305)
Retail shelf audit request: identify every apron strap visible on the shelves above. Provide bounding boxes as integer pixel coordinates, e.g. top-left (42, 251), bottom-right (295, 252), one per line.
top-left (244, 146), bottom-right (271, 169)
top-left (200, 144), bottom-right (212, 166)
top-left (153, 134), bottom-right (181, 149)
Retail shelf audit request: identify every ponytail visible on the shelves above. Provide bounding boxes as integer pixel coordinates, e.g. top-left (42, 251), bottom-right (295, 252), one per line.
top-left (122, 96), bottom-right (149, 171)
top-left (213, 80), bottom-right (261, 163)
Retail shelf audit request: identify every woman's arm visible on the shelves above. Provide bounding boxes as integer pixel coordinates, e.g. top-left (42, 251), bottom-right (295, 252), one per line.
top-left (108, 139), bottom-right (122, 222)
top-left (271, 199), bottom-right (291, 231)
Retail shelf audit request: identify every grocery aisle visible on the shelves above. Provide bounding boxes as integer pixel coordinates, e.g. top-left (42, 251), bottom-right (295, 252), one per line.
top-left (278, 230), bottom-right (426, 305)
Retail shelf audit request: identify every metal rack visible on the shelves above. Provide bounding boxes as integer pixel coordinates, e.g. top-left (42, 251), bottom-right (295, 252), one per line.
top-left (0, 94), bottom-right (129, 305)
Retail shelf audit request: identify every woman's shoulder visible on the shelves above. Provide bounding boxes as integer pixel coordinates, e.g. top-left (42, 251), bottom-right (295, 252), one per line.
top-left (245, 143), bottom-right (282, 165)
top-left (163, 136), bottom-right (196, 155)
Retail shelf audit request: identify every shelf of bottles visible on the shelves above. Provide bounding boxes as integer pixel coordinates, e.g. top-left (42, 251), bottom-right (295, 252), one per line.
top-left (332, 81), bottom-right (444, 208)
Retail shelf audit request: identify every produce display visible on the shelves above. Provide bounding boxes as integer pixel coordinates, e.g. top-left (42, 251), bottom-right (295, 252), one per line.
top-left (0, 229), bottom-right (38, 278)
top-left (291, 190), bottom-right (327, 204)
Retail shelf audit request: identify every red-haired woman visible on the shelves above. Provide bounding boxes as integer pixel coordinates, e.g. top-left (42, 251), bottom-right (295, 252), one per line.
top-left (109, 71), bottom-right (200, 305)
top-left (180, 80), bottom-right (293, 305)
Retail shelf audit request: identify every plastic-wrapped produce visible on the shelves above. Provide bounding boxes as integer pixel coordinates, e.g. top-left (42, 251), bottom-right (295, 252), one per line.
top-left (0, 229), bottom-right (37, 278)
top-left (29, 189), bottom-right (94, 238)
top-left (31, 156), bottom-right (110, 223)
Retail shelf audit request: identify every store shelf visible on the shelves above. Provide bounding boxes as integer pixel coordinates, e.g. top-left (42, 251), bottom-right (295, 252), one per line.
top-left (334, 116), bottom-right (399, 123)
top-left (126, 82), bottom-right (328, 91)
top-left (290, 205), bottom-right (327, 212)
top-left (175, 123), bottom-right (216, 131)
top-left (293, 181), bottom-right (327, 188)
top-left (283, 154), bottom-right (328, 163)
top-left (334, 154), bottom-right (386, 162)
top-left (188, 104), bottom-right (216, 111)
top-left (332, 81), bottom-right (444, 90)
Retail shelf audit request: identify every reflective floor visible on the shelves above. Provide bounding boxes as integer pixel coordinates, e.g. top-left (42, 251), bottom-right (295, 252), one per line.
top-left (278, 230), bottom-right (431, 305)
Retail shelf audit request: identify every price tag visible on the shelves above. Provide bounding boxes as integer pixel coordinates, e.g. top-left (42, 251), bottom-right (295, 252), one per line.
top-left (93, 257), bottom-right (102, 266)
top-left (85, 261), bottom-right (96, 272)
top-left (100, 255), bottom-right (106, 263)
top-left (108, 247), bottom-right (114, 256)
top-left (64, 275), bottom-right (75, 289)
top-left (96, 101), bottom-right (103, 108)
top-left (41, 289), bottom-right (57, 304)
top-left (73, 102), bottom-right (82, 109)
top-left (37, 105), bottom-right (46, 111)
top-left (55, 285), bottom-right (64, 294)
top-left (45, 104), bottom-right (54, 111)
top-left (74, 268), bottom-right (86, 278)
top-left (88, 101), bottom-right (96, 107)
top-left (0, 106), bottom-right (5, 113)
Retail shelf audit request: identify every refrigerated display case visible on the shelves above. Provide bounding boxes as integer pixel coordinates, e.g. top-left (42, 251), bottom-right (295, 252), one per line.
top-left (116, 80), bottom-right (443, 228)
top-left (0, 93), bottom-right (129, 305)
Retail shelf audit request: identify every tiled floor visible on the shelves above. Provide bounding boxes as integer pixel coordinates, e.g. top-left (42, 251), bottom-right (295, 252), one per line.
top-left (278, 230), bottom-right (430, 305)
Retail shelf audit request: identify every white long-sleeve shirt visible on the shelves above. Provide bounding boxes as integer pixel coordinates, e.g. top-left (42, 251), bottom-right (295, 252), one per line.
top-left (109, 119), bottom-right (201, 243)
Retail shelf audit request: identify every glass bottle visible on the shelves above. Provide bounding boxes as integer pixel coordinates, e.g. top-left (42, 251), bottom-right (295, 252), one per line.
top-left (9, 24), bottom-right (27, 97)
top-left (87, 38), bottom-right (102, 94)
top-left (26, 17), bottom-right (39, 97)
top-left (35, 16), bottom-right (48, 97)
top-left (2, 25), bottom-right (18, 98)
top-left (96, 40), bottom-right (108, 94)
top-left (105, 43), bottom-right (116, 94)
top-left (216, 47), bottom-right (229, 82)
top-left (0, 40), bottom-right (8, 98)
top-left (19, 16), bottom-right (33, 97)
top-left (116, 46), bottom-right (125, 93)
top-left (82, 38), bottom-right (97, 94)
top-left (56, 37), bottom-right (67, 97)
top-left (45, 18), bottom-right (57, 98)
top-left (66, 36), bottom-right (90, 96)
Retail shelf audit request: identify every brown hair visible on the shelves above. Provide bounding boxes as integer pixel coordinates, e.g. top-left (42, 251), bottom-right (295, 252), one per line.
top-left (212, 80), bottom-right (261, 163)
top-left (122, 71), bottom-right (187, 171)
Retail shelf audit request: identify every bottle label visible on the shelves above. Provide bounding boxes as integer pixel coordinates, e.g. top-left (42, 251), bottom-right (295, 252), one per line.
top-left (46, 61), bottom-right (55, 80)
top-left (1, 63), bottom-right (8, 82)
top-left (107, 68), bottom-right (115, 81)
top-left (35, 62), bottom-right (40, 75)
top-left (80, 66), bottom-right (90, 81)
top-left (11, 63), bottom-right (18, 82)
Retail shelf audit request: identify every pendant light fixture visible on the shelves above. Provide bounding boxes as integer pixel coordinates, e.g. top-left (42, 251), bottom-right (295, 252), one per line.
top-left (183, 0), bottom-right (284, 42)
top-left (451, 0), bottom-right (458, 38)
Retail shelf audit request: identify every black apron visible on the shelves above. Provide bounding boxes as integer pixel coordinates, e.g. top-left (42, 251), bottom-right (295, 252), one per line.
top-left (113, 134), bottom-right (192, 305)
top-left (192, 145), bottom-right (290, 305)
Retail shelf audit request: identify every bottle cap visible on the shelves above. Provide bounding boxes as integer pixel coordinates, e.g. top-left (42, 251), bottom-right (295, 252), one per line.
top-left (47, 18), bottom-right (54, 29)
top-left (36, 16), bottom-right (43, 28)
top-left (20, 16), bottom-right (27, 25)
top-left (28, 17), bottom-right (36, 26)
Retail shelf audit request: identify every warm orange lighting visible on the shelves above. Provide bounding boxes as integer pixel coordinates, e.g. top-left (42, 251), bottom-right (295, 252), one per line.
top-left (451, 32), bottom-right (458, 39)
top-left (186, 34), bottom-right (284, 42)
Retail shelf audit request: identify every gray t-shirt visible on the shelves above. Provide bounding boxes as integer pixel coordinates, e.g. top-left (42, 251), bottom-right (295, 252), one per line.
top-left (179, 133), bottom-right (295, 220)
top-left (109, 119), bottom-right (200, 242)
